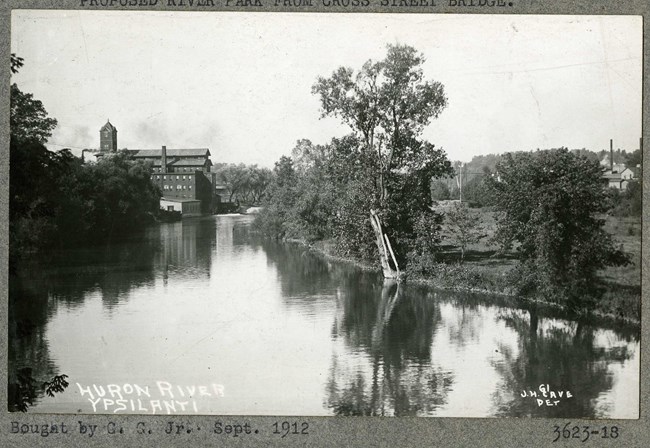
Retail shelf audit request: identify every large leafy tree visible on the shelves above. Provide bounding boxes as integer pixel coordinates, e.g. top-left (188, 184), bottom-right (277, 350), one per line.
top-left (9, 57), bottom-right (159, 258)
top-left (442, 203), bottom-right (486, 262)
top-left (487, 148), bottom-right (629, 307)
top-left (255, 156), bottom-right (299, 238)
top-left (312, 44), bottom-right (453, 278)
top-left (10, 84), bottom-right (58, 145)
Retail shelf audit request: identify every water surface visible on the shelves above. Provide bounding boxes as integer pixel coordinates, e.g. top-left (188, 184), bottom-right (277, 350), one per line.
top-left (9, 215), bottom-right (639, 417)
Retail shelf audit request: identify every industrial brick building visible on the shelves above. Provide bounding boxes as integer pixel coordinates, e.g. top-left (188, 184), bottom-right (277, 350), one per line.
top-left (95, 120), bottom-right (219, 215)
top-left (127, 146), bottom-right (215, 213)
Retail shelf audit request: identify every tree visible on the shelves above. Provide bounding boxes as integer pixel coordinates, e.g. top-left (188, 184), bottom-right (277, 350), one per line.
top-left (312, 44), bottom-right (453, 278)
top-left (213, 163), bottom-right (272, 205)
top-left (9, 138), bottom-right (81, 260)
top-left (81, 151), bottom-right (160, 239)
top-left (255, 156), bottom-right (299, 239)
top-left (461, 174), bottom-right (493, 207)
top-left (11, 53), bottom-right (24, 74)
top-left (10, 84), bottom-right (58, 145)
top-left (486, 148), bottom-right (629, 308)
top-left (430, 180), bottom-right (451, 201)
top-left (443, 203), bottom-right (486, 262)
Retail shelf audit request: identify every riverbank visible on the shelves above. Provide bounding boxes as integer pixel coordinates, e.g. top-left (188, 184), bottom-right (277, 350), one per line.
top-left (287, 229), bottom-right (641, 328)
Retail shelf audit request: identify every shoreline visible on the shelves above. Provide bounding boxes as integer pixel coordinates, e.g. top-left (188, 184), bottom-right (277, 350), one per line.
top-left (284, 237), bottom-right (641, 329)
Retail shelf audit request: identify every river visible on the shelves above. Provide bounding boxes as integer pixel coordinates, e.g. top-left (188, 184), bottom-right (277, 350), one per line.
top-left (8, 215), bottom-right (639, 417)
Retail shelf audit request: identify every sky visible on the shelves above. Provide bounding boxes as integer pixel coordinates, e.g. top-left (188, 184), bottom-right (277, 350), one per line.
top-left (11, 11), bottom-right (642, 166)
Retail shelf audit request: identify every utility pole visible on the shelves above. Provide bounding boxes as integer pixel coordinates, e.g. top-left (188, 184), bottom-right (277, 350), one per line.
top-left (458, 163), bottom-right (464, 203)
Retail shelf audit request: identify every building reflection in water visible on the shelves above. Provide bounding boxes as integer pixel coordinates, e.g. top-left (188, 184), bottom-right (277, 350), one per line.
top-left (157, 218), bottom-right (213, 282)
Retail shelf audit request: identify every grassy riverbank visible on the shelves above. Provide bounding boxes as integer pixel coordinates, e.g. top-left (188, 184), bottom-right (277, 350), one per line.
top-left (296, 210), bottom-right (641, 326)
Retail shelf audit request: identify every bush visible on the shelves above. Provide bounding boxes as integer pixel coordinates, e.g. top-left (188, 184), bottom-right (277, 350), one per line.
top-left (486, 148), bottom-right (631, 305)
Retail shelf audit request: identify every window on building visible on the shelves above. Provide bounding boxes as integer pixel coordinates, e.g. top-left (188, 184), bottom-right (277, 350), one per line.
top-left (176, 176), bottom-right (180, 180)
top-left (163, 176), bottom-right (167, 180)
top-left (189, 186), bottom-right (192, 190)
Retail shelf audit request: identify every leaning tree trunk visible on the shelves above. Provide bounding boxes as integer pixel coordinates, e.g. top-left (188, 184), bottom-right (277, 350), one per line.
top-left (369, 209), bottom-right (400, 280)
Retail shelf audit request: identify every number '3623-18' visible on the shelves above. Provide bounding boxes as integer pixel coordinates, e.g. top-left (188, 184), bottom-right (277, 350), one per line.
top-left (552, 423), bottom-right (619, 442)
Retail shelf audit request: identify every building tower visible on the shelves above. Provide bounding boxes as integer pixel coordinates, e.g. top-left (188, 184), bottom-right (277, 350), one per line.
top-left (99, 120), bottom-right (117, 152)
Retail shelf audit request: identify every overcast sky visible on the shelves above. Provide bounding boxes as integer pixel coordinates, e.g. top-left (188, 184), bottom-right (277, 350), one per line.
top-left (11, 11), bottom-right (642, 166)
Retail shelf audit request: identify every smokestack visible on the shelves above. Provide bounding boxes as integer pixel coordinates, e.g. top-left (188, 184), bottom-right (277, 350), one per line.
top-left (610, 139), bottom-right (613, 171)
top-left (162, 145), bottom-right (167, 174)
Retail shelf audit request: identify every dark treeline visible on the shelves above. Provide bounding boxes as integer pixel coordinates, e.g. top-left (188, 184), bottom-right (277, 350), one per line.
top-left (10, 142), bottom-right (159, 266)
top-left (9, 58), bottom-right (160, 269)
top-left (9, 55), bottom-right (160, 410)
top-left (254, 134), bottom-right (452, 271)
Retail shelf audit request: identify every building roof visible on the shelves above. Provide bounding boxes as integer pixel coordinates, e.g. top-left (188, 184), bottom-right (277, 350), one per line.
top-left (160, 197), bottom-right (201, 203)
top-left (150, 159), bottom-right (211, 167)
top-left (603, 172), bottom-right (622, 181)
top-left (127, 148), bottom-right (211, 158)
top-left (100, 120), bottom-right (117, 132)
top-left (170, 159), bottom-right (211, 167)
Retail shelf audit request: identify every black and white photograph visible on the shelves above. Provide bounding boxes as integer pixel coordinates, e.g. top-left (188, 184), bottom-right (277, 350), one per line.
top-left (7, 10), bottom-right (642, 421)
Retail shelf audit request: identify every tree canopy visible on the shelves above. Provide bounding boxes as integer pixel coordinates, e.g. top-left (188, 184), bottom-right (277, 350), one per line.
top-left (9, 57), bottom-right (160, 265)
top-left (212, 163), bottom-right (272, 204)
top-left (10, 84), bottom-right (58, 145)
top-left (312, 43), bottom-right (450, 203)
top-left (486, 148), bottom-right (629, 306)
top-left (310, 44), bottom-right (453, 276)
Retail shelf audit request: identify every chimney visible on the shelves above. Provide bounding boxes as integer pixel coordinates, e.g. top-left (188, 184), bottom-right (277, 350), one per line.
top-left (610, 139), bottom-right (613, 171)
top-left (161, 145), bottom-right (167, 174)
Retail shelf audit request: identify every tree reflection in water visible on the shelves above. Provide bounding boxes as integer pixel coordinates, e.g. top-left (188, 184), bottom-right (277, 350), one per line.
top-left (326, 281), bottom-right (453, 416)
top-left (261, 241), bottom-right (639, 418)
top-left (10, 217), bottom-right (640, 416)
top-left (8, 274), bottom-right (60, 411)
top-left (491, 307), bottom-right (636, 418)
top-left (8, 231), bottom-right (161, 411)
top-left (260, 241), bottom-right (454, 416)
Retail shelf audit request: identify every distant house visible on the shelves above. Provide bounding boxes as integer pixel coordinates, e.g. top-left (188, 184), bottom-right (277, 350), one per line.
top-left (602, 166), bottom-right (636, 190)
